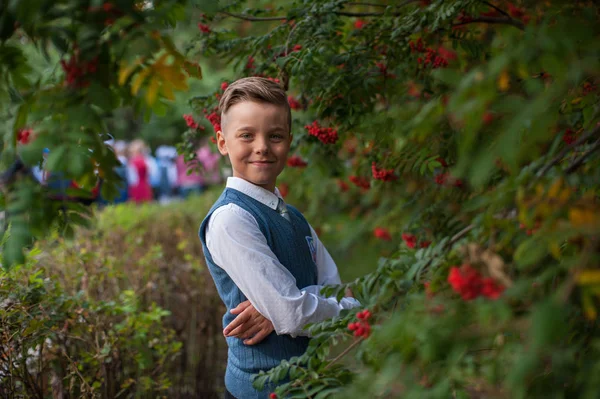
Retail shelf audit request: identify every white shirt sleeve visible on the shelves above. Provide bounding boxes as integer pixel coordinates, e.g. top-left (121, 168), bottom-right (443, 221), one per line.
top-left (206, 204), bottom-right (357, 337)
top-left (303, 225), bottom-right (361, 308)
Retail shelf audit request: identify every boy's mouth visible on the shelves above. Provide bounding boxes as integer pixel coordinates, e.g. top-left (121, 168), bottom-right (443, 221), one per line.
top-left (250, 160), bottom-right (275, 164)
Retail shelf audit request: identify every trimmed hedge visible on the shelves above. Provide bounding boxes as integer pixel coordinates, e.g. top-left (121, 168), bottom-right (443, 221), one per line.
top-left (0, 191), bottom-right (226, 398)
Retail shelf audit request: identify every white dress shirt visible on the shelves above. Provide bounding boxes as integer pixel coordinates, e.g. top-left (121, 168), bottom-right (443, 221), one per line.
top-left (206, 177), bottom-right (359, 337)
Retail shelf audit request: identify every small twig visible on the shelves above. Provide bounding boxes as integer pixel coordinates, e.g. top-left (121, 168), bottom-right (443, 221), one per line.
top-left (301, 384), bottom-right (314, 399)
top-left (565, 139), bottom-right (600, 174)
top-left (336, 10), bottom-right (399, 16)
top-left (63, 349), bottom-right (93, 392)
top-left (346, 1), bottom-right (389, 7)
top-left (219, 11), bottom-right (286, 21)
top-left (480, 0), bottom-right (511, 18)
top-left (323, 337), bottom-right (364, 370)
top-left (452, 16), bottom-right (525, 31)
top-left (347, 1), bottom-right (410, 8)
top-left (449, 224), bottom-right (475, 246)
top-left (417, 224), bottom-right (475, 281)
top-left (536, 123), bottom-right (600, 178)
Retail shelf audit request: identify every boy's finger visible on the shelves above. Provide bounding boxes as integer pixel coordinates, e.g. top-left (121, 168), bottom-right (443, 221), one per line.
top-left (230, 300), bottom-right (252, 314)
top-left (223, 310), bottom-right (251, 335)
top-left (244, 327), bottom-right (272, 346)
top-left (240, 323), bottom-right (263, 339)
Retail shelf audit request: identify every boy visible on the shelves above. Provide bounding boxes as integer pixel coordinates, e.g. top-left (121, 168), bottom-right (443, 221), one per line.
top-left (198, 77), bottom-right (359, 399)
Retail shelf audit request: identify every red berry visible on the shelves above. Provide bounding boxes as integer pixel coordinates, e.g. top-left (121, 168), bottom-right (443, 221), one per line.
top-left (269, 393), bottom-right (277, 399)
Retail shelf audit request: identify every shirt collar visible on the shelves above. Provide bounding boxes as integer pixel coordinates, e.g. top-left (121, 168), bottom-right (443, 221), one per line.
top-left (226, 177), bottom-right (284, 210)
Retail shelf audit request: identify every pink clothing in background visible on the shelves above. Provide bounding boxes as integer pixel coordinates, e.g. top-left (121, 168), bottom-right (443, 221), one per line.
top-left (176, 145), bottom-right (221, 187)
top-left (128, 155), bottom-right (153, 203)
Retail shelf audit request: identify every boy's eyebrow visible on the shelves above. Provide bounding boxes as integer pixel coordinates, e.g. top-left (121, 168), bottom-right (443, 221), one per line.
top-left (235, 126), bottom-right (256, 132)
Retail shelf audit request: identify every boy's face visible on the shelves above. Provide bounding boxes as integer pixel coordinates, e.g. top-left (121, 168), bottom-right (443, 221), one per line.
top-left (216, 100), bottom-right (292, 193)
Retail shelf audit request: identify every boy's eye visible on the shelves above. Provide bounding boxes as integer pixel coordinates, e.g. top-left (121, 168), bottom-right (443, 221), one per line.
top-left (240, 133), bottom-right (252, 139)
top-left (270, 134), bottom-right (284, 140)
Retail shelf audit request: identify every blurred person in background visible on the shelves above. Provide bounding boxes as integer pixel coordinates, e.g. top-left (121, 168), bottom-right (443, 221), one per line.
top-left (196, 137), bottom-right (222, 188)
top-left (127, 139), bottom-right (153, 203)
top-left (175, 138), bottom-right (222, 198)
top-left (155, 145), bottom-right (178, 204)
top-left (113, 140), bottom-right (129, 204)
top-left (98, 139), bottom-right (129, 205)
top-left (145, 145), bottom-right (161, 200)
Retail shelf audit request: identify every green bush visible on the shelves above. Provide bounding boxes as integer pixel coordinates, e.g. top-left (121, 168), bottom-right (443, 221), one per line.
top-left (0, 192), bottom-right (227, 398)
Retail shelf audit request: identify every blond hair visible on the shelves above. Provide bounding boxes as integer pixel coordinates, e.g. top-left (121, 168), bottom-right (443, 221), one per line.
top-left (128, 139), bottom-right (147, 158)
top-left (219, 77), bottom-right (291, 132)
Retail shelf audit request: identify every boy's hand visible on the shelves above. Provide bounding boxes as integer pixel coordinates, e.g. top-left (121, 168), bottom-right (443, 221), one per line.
top-left (224, 300), bottom-right (274, 345)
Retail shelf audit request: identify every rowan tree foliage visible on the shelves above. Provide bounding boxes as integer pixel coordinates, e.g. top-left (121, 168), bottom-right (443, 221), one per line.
top-left (1, 0), bottom-right (599, 398)
top-left (182, 1), bottom-right (600, 397)
top-left (0, 0), bottom-right (200, 265)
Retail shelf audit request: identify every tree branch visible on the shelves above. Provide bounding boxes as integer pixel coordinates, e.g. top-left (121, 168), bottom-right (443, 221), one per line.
top-left (565, 139), bottom-right (600, 174)
top-left (480, 0), bottom-right (511, 18)
top-left (536, 123), bottom-right (600, 178)
top-left (323, 336), bottom-right (364, 370)
top-left (452, 16), bottom-right (525, 31)
top-left (219, 11), bottom-right (286, 21)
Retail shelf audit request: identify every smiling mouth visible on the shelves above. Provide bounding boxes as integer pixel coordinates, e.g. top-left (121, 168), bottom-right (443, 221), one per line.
top-left (250, 161), bottom-right (275, 164)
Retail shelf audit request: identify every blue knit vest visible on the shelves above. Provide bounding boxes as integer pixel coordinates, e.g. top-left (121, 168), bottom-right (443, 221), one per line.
top-left (199, 188), bottom-right (318, 399)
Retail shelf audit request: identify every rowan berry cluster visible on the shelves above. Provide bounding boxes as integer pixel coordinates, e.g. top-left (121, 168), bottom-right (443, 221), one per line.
top-left (348, 310), bottom-right (372, 338)
top-left (409, 38), bottom-right (454, 69)
top-left (88, 2), bottom-right (122, 26)
top-left (371, 162), bottom-right (396, 181)
top-left (17, 128), bottom-right (33, 145)
top-left (304, 121), bottom-right (338, 144)
top-left (349, 175), bottom-right (370, 190)
top-left (434, 172), bottom-right (463, 187)
top-left (376, 62), bottom-right (397, 79)
top-left (204, 109), bottom-right (221, 133)
top-left (401, 233), bottom-right (430, 249)
top-left (563, 128), bottom-right (577, 145)
top-left (287, 155), bottom-right (308, 168)
top-left (245, 56), bottom-right (255, 70)
top-left (354, 19), bottom-right (366, 29)
top-left (278, 183), bottom-right (289, 198)
top-left (583, 81), bottom-right (597, 95)
top-left (287, 95), bottom-right (302, 110)
top-left (374, 227), bottom-right (391, 241)
top-left (183, 114), bottom-right (198, 129)
top-left (337, 180), bottom-right (349, 192)
top-left (447, 264), bottom-right (505, 301)
top-left (507, 2), bottom-right (531, 24)
top-left (519, 221), bottom-right (541, 236)
top-left (60, 53), bottom-right (98, 89)
top-left (198, 23), bottom-right (211, 33)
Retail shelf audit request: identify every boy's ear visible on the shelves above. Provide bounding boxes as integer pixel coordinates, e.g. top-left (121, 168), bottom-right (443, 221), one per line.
top-left (216, 131), bottom-right (228, 156)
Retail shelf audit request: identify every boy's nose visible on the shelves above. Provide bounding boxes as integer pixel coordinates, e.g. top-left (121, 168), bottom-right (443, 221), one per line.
top-left (254, 137), bottom-right (270, 154)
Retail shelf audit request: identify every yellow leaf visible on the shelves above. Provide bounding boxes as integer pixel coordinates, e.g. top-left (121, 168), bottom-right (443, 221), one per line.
top-left (183, 61), bottom-right (203, 79)
top-left (548, 178), bottom-right (563, 198)
top-left (558, 188), bottom-right (571, 204)
top-left (118, 59), bottom-right (144, 86)
top-left (155, 64), bottom-right (188, 91)
top-left (131, 67), bottom-right (152, 95)
top-left (145, 77), bottom-right (159, 105)
top-left (569, 208), bottom-right (600, 227)
top-left (153, 53), bottom-right (170, 68)
top-left (577, 270), bottom-right (600, 285)
top-left (582, 292), bottom-right (597, 320)
top-left (549, 241), bottom-right (561, 259)
top-left (161, 83), bottom-right (175, 101)
top-left (497, 70), bottom-right (510, 91)
top-left (571, 97), bottom-right (582, 105)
